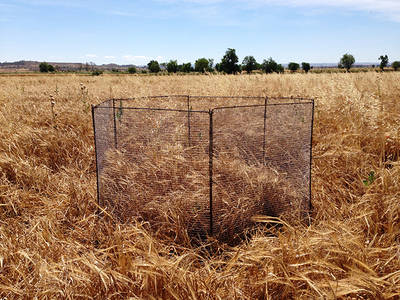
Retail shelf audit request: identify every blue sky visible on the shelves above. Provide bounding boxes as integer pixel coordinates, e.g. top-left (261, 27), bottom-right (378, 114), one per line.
top-left (0, 0), bottom-right (399, 65)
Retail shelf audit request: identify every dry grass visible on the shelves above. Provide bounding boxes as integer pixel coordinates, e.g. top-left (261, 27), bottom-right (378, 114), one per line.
top-left (0, 72), bottom-right (400, 298)
top-left (101, 147), bottom-right (298, 245)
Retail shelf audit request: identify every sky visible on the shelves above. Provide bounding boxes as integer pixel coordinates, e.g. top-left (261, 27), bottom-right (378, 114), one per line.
top-left (0, 0), bottom-right (399, 65)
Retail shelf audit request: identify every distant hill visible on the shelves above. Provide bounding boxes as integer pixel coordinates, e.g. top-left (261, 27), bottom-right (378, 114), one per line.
top-left (0, 60), bottom-right (379, 73)
top-left (279, 62), bottom-right (377, 68)
top-left (0, 60), bottom-right (143, 72)
top-left (308, 62), bottom-right (378, 68)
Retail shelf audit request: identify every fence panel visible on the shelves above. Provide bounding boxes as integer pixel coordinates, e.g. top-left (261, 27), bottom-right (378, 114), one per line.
top-left (95, 104), bottom-right (211, 240)
top-left (92, 96), bottom-right (314, 243)
top-left (212, 105), bottom-right (266, 241)
top-left (264, 101), bottom-right (314, 219)
top-left (92, 100), bottom-right (114, 207)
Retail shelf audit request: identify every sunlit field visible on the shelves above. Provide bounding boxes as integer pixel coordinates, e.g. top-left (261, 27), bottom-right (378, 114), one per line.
top-left (0, 72), bottom-right (400, 298)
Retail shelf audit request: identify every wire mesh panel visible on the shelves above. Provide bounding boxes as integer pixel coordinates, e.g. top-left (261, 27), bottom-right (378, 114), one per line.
top-left (94, 102), bottom-right (211, 241)
top-left (212, 105), bottom-right (266, 241)
top-left (189, 96), bottom-right (265, 111)
top-left (114, 95), bottom-right (190, 111)
top-left (92, 99), bottom-right (115, 206)
top-left (92, 96), bottom-right (314, 243)
top-left (263, 100), bottom-right (314, 220)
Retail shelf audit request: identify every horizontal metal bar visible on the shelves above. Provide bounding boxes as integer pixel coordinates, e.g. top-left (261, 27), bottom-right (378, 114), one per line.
top-left (113, 95), bottom-right (190, 101)
top-left (94, 96), bottom-right (314, 109)
top-left (94, 101), bottom-right (314, 113)
top-left (189, 96), bottom-right (265, 99)
top-left (94, 95), bottom-right (190, 107)
top-left (266, 101), bottom-right (314, 105)
top-left (93, 106), bottom-right (209, 113)
top-left (212, 101), bottom-right (313, 111)
top-left (113, 95), bottom-right (313, 101)
top-left (273, 96), bottom-right (313, 100)
top-left (212, 104), bottom-right (266, 110)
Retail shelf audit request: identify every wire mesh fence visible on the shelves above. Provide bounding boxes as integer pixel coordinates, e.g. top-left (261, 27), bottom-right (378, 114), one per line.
top-left (92, 96), bottom-right (314, 242)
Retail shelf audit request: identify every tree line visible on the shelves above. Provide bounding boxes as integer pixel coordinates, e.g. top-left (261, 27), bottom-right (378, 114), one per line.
top-left (38, 48), bottom-right (400, 74)
top-left (143, 48), bottom-right (312, 75)
top-left (338, 53), bottom-right (399, 72)
top-left (142, 49), bottom-right (399, 74)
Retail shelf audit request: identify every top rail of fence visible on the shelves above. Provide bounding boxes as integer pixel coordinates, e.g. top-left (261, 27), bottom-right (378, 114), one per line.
top-left (94, 95), bottom-right (314, 110)
top-left (93, 106), bottom-right (210, 114)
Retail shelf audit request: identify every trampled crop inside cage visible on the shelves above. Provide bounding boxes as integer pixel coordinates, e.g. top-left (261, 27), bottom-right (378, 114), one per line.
top-left (92, 96), bottom-right (314, 243)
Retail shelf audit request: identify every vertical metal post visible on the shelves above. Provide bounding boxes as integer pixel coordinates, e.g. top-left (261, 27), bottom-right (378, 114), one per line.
top-left (91, 105), bottom-right (101, 212)
top-left (187, 95), bottom-right (191, 147)
top-left (262, 97), bottom-right (268, 164)
top-left (119, 100), bottom-right (123, 125)
top-left (308, 100), bottom-right (315, 218)
top-left (209, 109), bottom-right (214, 236)
top-left (112, 99), bottom-right (118, 148)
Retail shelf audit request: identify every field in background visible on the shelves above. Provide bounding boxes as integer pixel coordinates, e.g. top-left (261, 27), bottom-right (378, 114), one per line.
top-left (0, 72), bottom-right (399, 298)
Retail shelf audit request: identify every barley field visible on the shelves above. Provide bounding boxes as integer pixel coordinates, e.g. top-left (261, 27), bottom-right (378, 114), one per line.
top-left (0, 72), bottom-right (400, 299)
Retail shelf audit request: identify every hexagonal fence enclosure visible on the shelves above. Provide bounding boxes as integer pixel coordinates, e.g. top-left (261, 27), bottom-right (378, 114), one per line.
top-left (92, 96), bottom-right (314, 244)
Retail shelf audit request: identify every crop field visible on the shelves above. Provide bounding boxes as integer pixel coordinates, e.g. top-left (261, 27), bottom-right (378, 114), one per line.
top-left (0, 72), bottom-right (400, 298)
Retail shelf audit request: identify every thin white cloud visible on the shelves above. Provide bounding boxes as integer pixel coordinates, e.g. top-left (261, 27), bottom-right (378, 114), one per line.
top-left (122, 55), bottom-right (149, 64)
top-left (158, 0), bottom-right (400, 22)
top-left (85, 54), bottom-right (97, 58)
top-left (104, 55), bottom-right (116, 59)
top-left (13, 0), bottom-right (86, 7)
top-left (8, 0), bottom-right (400, 22)
top-left (123, 55), bottom-right (147, 60)
top-left (257, 0), bottom-right (400, 20)
top-left (0, 3), bottom-right (17, 8)
top-left (122, 55), bottom-right (164, 64)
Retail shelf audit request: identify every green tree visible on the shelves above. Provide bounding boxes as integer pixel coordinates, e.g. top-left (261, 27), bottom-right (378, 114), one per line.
top-left (392, 61), bottom-right (400, 71)
top-left (178, 63), bottom-right (193, 73)
top-left (379, 55), bottom-right (389, 71)
top-left (195, 58), bottom-right (209, 73)
top-left (262, 58), bottom-right (279, 73)
top-left (39, 62), bottom-right (55, 72)
top-left (242, 56), bottom-right (257, 74)
top-left (301, 62), bottom-right (311, 73)
top-left (277, 64), bottom-right (284, 73)
top-left (339, 53), bottom-right (355, 71)
top-left (288, 62), bottom-right (300, 72)
top-left (147, 60), bottom-right (160, 73)
top-left (128, 66), bottom-right (137, 74)
top-left (167, 60), bottom-right (178, 73)
top-left (39, 62), bottom-right (50, 72)
top-left (91, 69), bottom-right (103, 76)
top-left (220, 48), bottom-right (240, 74)
top-left (207, 59), bottom-right (214, 72)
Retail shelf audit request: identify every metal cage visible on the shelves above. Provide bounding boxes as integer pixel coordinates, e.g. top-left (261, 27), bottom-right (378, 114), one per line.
top-left (92, 96), bottom-right (314, 241)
